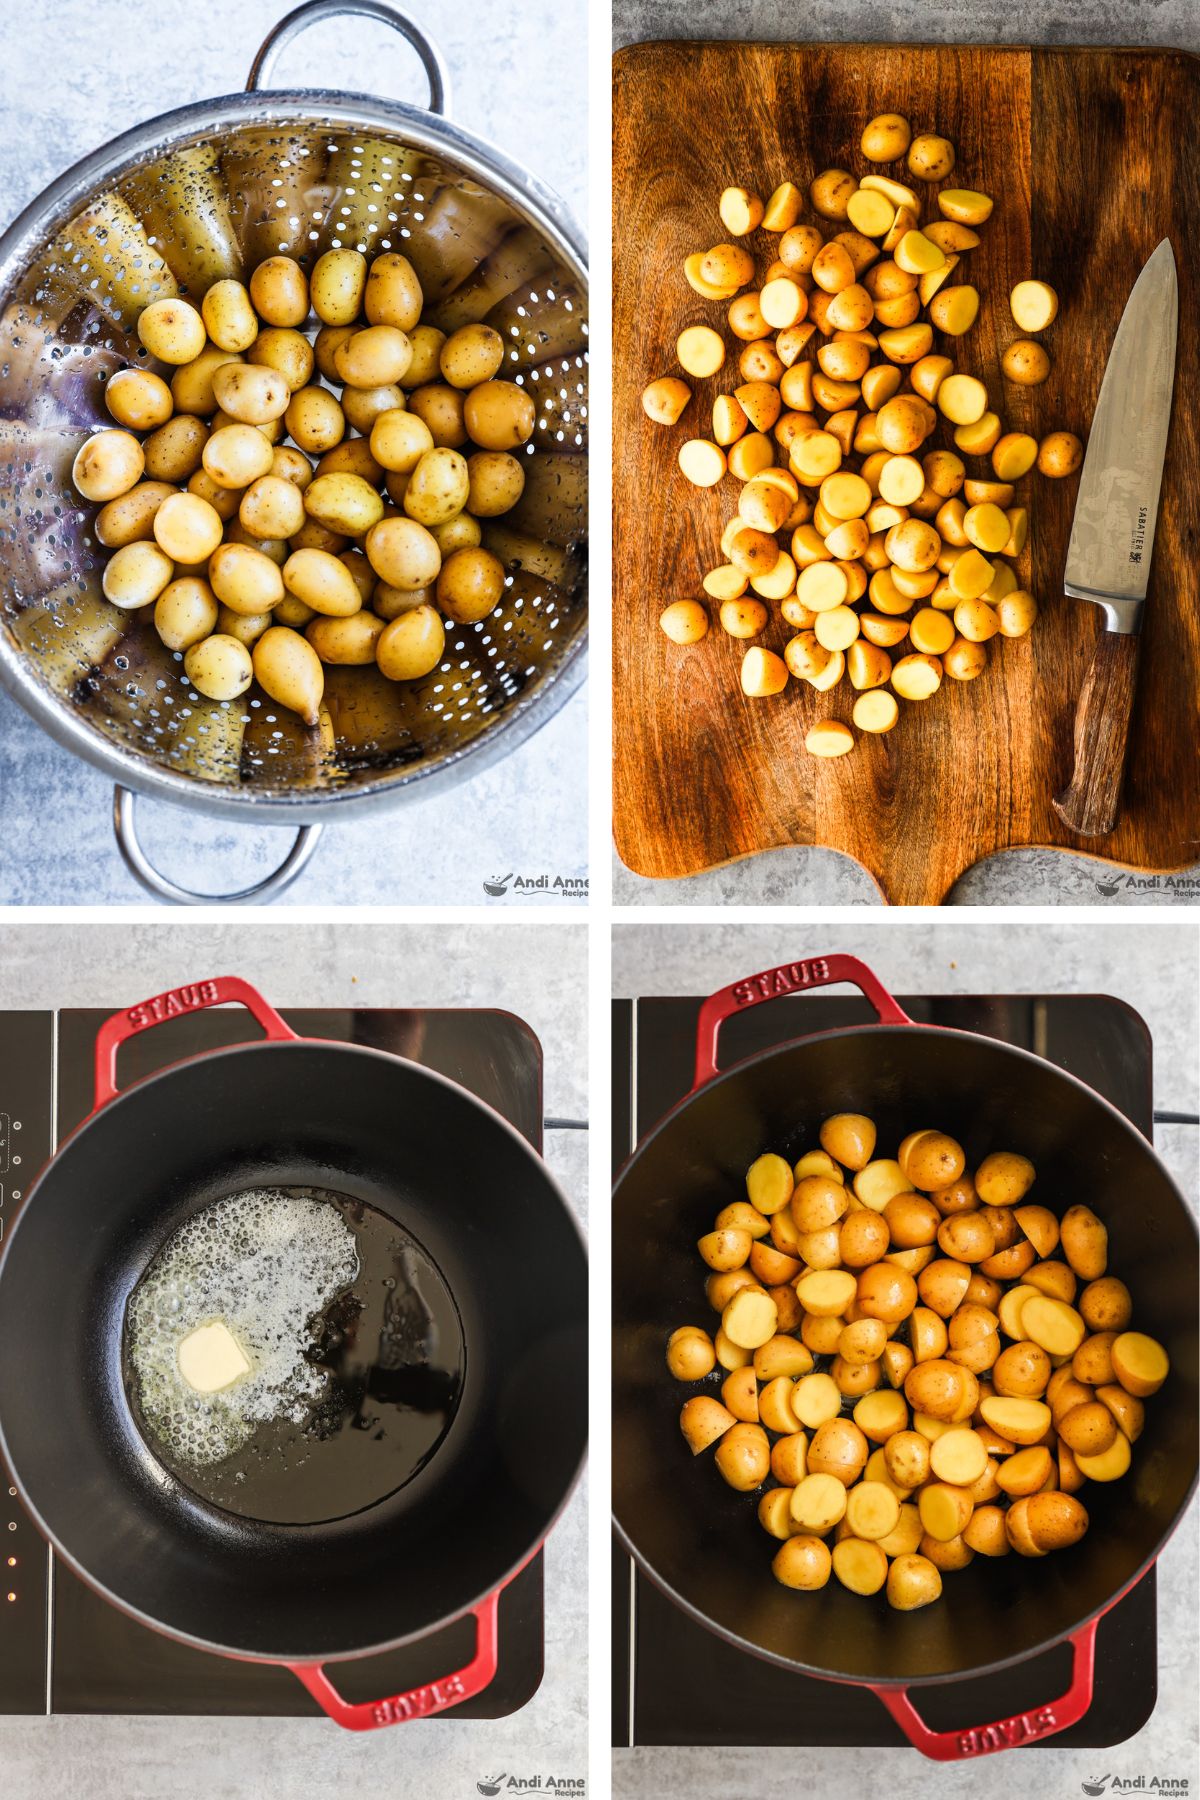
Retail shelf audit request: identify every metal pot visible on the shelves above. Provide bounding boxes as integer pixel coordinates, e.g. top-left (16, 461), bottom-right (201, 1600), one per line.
top-left (612, 954), bottom-right (1198, 1759)
top-left (0, 976), bottom-right (588, 1728)
top-left (0, 1), bottom-right (587, 902)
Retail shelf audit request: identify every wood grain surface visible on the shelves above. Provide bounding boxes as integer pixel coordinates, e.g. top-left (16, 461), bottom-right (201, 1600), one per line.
top-left (612, 42), bottom-right (1200, 903)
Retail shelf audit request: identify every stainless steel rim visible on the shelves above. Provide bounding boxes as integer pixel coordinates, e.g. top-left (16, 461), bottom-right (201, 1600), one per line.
top-left (0, 84), bottom-right (587, 826)
top-left (113, 787), bottom-right (325, 903)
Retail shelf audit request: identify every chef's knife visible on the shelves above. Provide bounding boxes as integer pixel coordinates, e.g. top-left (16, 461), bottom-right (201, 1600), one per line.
top-left (1052, 238), bottom-right (1178, 838)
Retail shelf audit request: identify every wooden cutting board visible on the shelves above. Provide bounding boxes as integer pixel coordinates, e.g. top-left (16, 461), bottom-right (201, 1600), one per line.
top-left (612, 42), bottom-right (1200, 904)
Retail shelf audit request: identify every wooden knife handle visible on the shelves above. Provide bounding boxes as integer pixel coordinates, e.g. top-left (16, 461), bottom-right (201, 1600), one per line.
top-left (1052, 627), bottom-right (1141, 838)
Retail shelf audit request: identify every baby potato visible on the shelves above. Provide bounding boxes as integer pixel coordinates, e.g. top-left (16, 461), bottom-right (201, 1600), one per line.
top-left (376, 604), bottom-right (445, 681)
top-left (437, 546), bottom-right (506, 623)
top-left (463, 379), bottom-right (537, 451)
top-left (1111, 1331), bottom-right (1170, 1398)
top-left (104, 367), bottom-right (174, 432)
top-left (184, 631), bottom-right (253, 701)
top-left (773, 1534), bottom-right (833, 1591)
top-left (929, 285), bottom-right (979, 336)
top-left (170, 345), bottom-right (242, 417)
top-left (367, 407), bottom-right (434, 476)
top-left (861, 113), bottom-right (912, 163)
top-left (238, 475), bottom-right (305, 541)
top-left (1002, 339), bottom-right (1051, 386)
top-left (660, 600), bottom-right (708, 644)
top-left (857, 1264), bottom-right (918, 1326)
top-left (334, 325), bottom-right (413, 389)
top-left (201, 279), bottom-right (259, 353)
top-left (95, 479), bottom-right (178, 548)
top-left (279, 387), bottom-right (343, 455)
top-left (907, 134), bottom-right (955, 181)
top-left (467, 450), bottom-right (527, 518)
top-left (1059, 1204), bottom-right (1108, 1280)
top-left (642, 376), bottom-right (692, 426)
top-left (440, 323), bottom-right (506, 390)
top-left (1010, 279), bottom-right (1059, 333)
top-left (137, 297), bottom-right (206, 364)
top-left (810, 168), bottom-right (857, 221)
top-left (73, 430), bottom-right (144, 503)
top-left (309, 248), bottom-right (367, 326)
top-left (820, 1112), bottom-right (876, 1171)
top-left (142, 415), bottom-right (208, 485)
top-left (886, 1551), bottom-right (942, 1611)
top-left (249, 256), bottom-right (311, 327)
top-left (306, 609), bottom-right (385, 665)
top-left (305, 471), bottom-right (385, 537)
top-left (252, 624), bottom-right (325, 725)
top-left (1078, 1277), bottom-right (1132, 1335)
top-left (283, 546), bottom-right (364, 618)
top-left (203, 422), bottom-right (274, 490)
top-left (363, 251), bottom-right (423, 330)
top-left (153, 576), bottom-right (218, 651)
top-left (211, 362), bottom-right (290, 425)
top-left (1038, 430), bottom-right (1084, 478)
top-left (404, 447), bottom-right (470, 526)
top-left (680, 1394), bottom-right (736, 1454)
top-left (152, 491), bottom-right (223, 565)
top-left (209, 541), bottom-right (285, 616)
top-left (365, 516), bottom-right (442, 590)
top-left (975, 1151), bottom-right (1035, 1206)
top-left (102, 540), bottom-right (174, 609)
top-left (993, 1339), bottom-right (1051, 1398)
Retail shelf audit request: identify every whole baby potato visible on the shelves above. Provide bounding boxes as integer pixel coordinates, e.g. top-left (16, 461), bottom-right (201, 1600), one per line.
top-left (216, 606), bottom-right (273, 646)
top-left (304, 471), bottom-right (385, 537)
top-left (249, 256), bottom-right (310, 328)
top-left (365, 516), bottom-right (442, 590)
top-left (341, 382), bottom-right (406, 436)
top-left (95, 480), bottom-right (177, 548)
top-left (404, 447), bottom-right (470, 526)
top-left (209, 541), bottom-right (285, 616)
top-left (137, 297), bottom-right (206, 364)
top-left (282, 547), bottom-right (364, 618)
top-left (376, 604), bottom-right (445, 681)
top-left (1002, 339), bottom-right (1051, 386)
top-left (201, 279), bottom-right (259, 353)
top-left (334, 325), bottom-right (413, 388)
top-left (467, 450), bottom-right (526, 517)
top-left (463, 380), bottom-right (536, 451)
top-left (202, 423), bottom-right (275, 490)
top-left (306, 609), bottom-right (385, 665)
top-left (315, 438), bottom-right (383, 486)
top-left (861, 113), bottom-right (912, 162)
top-left (152, 492), bottom-right (224, 565)
top-left (1037, 431), bottom-right (1084, 478)
top-left (309, 248), bottom-right (367, 326)
top-left (285, 386), bottom-right (347, 455)
top-left (184, 632), bottom-right (253, 701)
top-left (101, 540), bottom-right (174, 609)
top-left (73, 430), bottom-right (144, 503)
top-left (437, 546), bottom-right (506, 623)
top-left (371, 407), bottom-right (436, 474)
top-left (253, 625), bottom-right (325, 725)
top-left (143, 415), bottom-right (208, 483)
top-left (188, 468), bottom-right (242, 522)
top-left (211, 362), bottom-right (290, 425)
top-left (431, 512), bottom-right (482, 556)
top-left (409, 383), bottom-right (468, 448)
top-left (907, 134), bottom-right (955, 182)
top-left (249, 327), bottom-right (316, 393)
top-left (405, 323), bottom-right (447, 387)
top-left (364, 251), bottom-right (424, 331)
top-left (105, 367), bottom-right (174, 432)
top-left (440, 323), bottom-right (505, 390)
top-left (154, 576), bottom-right (218, 651)
top-left (239, 475), bottom-right (306, 541)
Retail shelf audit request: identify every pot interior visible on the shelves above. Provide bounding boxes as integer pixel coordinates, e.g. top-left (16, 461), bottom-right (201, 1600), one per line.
top-left (0, 1041), bottom-right (587, 1661)
top-left (0, 100), bottom-right (586, 804)
top-left (612, 1024), bottom-right (1199, 1686)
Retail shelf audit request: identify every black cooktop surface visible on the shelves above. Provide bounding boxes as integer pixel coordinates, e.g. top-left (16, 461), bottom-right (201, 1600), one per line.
top-left (611, 989), bottom-right (1159, 1750)
top-left (1, 1001), bottom-right (545, 1719)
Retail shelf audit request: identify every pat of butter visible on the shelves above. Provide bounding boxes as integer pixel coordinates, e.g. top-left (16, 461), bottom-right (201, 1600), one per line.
top-left (177, 1320), bottom-right (251, 1394)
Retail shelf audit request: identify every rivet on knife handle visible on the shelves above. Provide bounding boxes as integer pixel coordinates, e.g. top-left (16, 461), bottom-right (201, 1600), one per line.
top-left (1052, 628), bottom-right (1141, 837)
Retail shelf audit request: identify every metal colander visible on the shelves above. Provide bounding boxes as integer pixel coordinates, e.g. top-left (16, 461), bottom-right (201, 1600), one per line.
top-left (0, 0), bottom-right (587, 901)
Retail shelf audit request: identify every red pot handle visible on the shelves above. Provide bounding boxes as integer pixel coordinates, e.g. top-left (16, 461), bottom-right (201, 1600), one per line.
top-left (873, 1615), bottom-right (1098, 1760)
top-left (286, 1590), bottom-right (499, 1731)
top-left (694, 953), bottom-right (913, 1088)
top-left (93, 976), bottom-right (298, 1108)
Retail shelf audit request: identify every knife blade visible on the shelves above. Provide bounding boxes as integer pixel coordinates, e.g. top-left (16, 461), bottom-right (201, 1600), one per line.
top-left (1053, 239), bottom-right (1178, 838)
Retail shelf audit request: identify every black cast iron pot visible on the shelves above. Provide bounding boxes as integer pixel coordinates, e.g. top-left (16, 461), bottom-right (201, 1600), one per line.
top-left (612, 954), bottom-right (1197, 1760)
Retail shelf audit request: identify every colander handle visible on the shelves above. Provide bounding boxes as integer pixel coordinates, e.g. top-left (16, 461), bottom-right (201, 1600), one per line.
top-left (246, 0), bottom-right (450, 114)
top-left (113, 787), bottom-right (323, 906)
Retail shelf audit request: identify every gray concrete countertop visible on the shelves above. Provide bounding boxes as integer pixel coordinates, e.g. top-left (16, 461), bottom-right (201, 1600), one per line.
top-left (0, 919), bottom-right (588, 1799)
top-left (0, 0), bottom-right (586, 907)
top-left (612, 0), bottom-right (1200, 908)
top-left (612, 919), bottom-right (1199, 1797)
